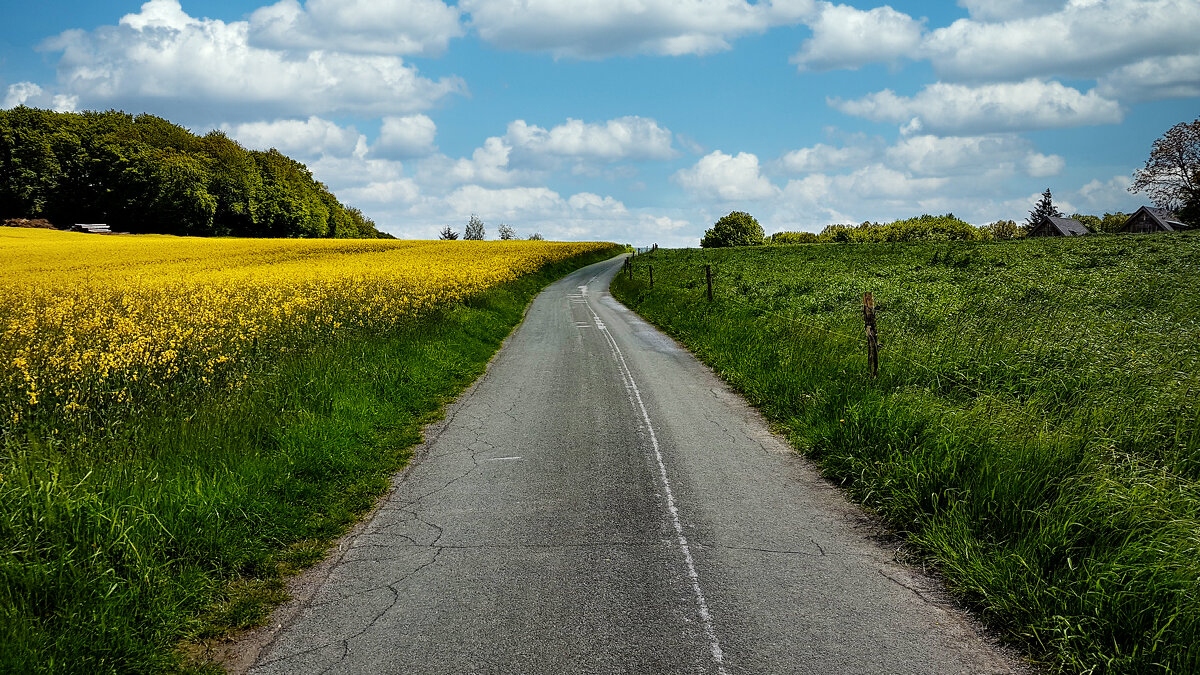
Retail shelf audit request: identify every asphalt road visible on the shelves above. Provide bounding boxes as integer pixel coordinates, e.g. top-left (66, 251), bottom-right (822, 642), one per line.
top-left (246, 255), bottom-right (1026, 674)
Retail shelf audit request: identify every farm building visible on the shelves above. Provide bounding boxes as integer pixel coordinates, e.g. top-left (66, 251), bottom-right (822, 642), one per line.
top-left (1120, 206), bottom-right (1188, 233)
top-left (1028, 215), bottom-right (1089, 237)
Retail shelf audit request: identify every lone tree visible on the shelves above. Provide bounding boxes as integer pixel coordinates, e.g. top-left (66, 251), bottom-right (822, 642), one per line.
top-left (438, 225), bottom-right (458, 240)
top-left (701, 211), bottom-right (764, 248)
top-left (464, 214), bottom-right (485, 240)
top-left (1130, 117), bottom-right (1200, 225)
top-left (497, 224), bottom-right (516, 240)
top-left (1026, 188), bottom-right (1061, 228)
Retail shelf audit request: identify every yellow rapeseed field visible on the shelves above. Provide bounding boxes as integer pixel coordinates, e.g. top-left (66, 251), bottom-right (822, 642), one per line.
top-left (1, 228), bottom-right (612, 428)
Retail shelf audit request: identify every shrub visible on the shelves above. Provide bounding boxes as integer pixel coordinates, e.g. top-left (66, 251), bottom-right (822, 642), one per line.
top-left (769, 231), bottom-right (819, 244)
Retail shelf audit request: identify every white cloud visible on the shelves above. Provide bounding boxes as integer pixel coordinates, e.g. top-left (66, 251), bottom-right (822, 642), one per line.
top-left (791, 2), bottom-right (924, 71)
top-left (340, 178), bottom-right (421, 205)
top-left (460, 0), bottom-right (814, 58)
top-left (1075, 175), bottom-right (1140, 212)
top-left (1097, 53), bottom-right (1200, 100)
top-left (1024, 152), bottom-right (1065, 178)
top-left (884, 134), bottom-right (1062, 178)
top-left (248, 0), bottom-right (463, 56)
top-left (674, 150), bottom-right (779, 201)
top-left (832, 79), bottom-right (1123, 134)
top-left (505, 117), bottom-right (676, 161)
top-left (223, 116), bottom-right (364, 158)
top-left (776, 142), bottom-right (876, 173)
top-left (373, 114), bottom-right (438, 158)
top-left (956, 0), bottom-right (1067, 22)
top-left (924, 0), bottom-right (1200, 83)
top-left (40, 0), bottom-right (464, 119)
top-left (2, 82), bottom-right (77, 111)
top-left (3, 82), bottom-right (45, 108)
top-left (567, 192), bottom-right (629, 214)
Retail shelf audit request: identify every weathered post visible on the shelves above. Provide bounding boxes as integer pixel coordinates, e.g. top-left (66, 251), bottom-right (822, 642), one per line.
top-left (649, 265), bottom-right (654, 289)
top-left (705, 264), bottom-right (713, 302)
top-left (863, 292), bottom-right (878, 378)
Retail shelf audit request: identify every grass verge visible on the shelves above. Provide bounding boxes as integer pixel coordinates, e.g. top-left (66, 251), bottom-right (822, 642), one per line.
top-left (611, 236), bottom-right (1199, 674)
top-left (0, 246), bottom-right (621, 673)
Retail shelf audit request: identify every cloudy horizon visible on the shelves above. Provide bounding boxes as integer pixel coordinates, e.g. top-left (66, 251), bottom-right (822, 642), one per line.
top-left (3, 0), bottom-right (1197, 245)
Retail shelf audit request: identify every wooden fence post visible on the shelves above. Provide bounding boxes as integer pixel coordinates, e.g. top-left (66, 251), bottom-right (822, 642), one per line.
top-left (649, 265), bottom-right (654, 289)
top-left (705, 264), bottom-right (713, 302)
top-left (863, 292), bottom-right (878, 378)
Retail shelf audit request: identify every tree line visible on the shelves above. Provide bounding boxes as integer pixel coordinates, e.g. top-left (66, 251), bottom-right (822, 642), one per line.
top-left (0, 107), bottom-right (389, 238)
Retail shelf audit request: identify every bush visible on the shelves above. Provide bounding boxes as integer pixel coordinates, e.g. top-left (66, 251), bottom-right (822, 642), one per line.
top-left (817, 214), bottom-right (984, 243)
top-left (701, 211), bottom-right (764, 248)
top-left (769, 231), bottom-right (819, 244)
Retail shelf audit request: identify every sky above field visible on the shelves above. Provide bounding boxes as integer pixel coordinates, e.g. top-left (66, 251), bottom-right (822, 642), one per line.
top-left (1, 0), bottom-right (1198, 244)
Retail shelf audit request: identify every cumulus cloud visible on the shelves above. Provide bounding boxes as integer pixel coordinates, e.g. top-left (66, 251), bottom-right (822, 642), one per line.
top-left (1097, 53), bottom-right (1200, 100)
top-left (1074, 175), bottom-right (1139, 212)
top-left (506, 117), bottom-right (676, 161)
top-left (791, 2), bottom-right (924, 71)
top-left (460, 0), bottom-right (814, 58)
top-left (248, 0), bottom-right (463, 56)
top-left (39, 0), bottom-right (464, 120)
top-left (223, 116), bottom-right (365, 158)
top-left (339, 178), bottom-right (421, 205)
top-left (956, 0), bottom-right (1067, 22)
top-left (2, 82), bottom-right (77, 111)
top-left (831, 79), bottom-right (1123, 135)
top-left (776, 142), bottom-right (876, 173)
top-left (1024, 152), bottom-right (1065, 178)
top-left (884, 134), bottom-right (1062, 177)
top-left (674, 150), bottom-right (779, 201)
top-left (924, 0), bottom-right (1200, 83)
top-left (372, 114), bottom-right (438, 158)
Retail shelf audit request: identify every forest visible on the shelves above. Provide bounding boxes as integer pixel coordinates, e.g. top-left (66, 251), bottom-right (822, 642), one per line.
top-left (0, 107), bottom-right (388, 238)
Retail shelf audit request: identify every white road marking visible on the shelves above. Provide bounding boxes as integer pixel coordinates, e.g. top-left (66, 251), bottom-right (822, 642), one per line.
top-left (582, 275), bottom-right (729, 675)
top-left (485, 456), bottom-right (523, 461)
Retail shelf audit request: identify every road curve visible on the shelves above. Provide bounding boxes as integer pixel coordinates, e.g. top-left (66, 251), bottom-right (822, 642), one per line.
top-left (247, 255), bottom-right (1027, 674)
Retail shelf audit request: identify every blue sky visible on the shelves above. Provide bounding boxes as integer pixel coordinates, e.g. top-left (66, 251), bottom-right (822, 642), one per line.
top-left (2, 0), bottom-right (1197, 244)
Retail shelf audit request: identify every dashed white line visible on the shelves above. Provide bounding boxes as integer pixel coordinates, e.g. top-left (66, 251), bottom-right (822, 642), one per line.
top-left (581, 275), bottom-right (729, 675)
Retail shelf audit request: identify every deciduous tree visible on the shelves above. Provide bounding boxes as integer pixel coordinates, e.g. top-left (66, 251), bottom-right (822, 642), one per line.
top-left (464, 214), bottom-right (485, 240)
top-left (1130, 118), bottom-right (1200, 225)
top-left (701, 211), bottom-right (764, 247)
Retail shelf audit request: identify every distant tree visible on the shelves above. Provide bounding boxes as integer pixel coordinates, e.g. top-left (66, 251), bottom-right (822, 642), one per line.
top-left (769, 231), bottom-right (819, 244)
top-left (526, 232), bottom-right (544, 241)
top-left (1026, 188), bottom-right (1062, 228)
top-left (1070, 213), bottom-right (1101, 232)
top-left (1099, 212), bottom-right (1130, 233)
top-left (701, 211), bottom-right (764, 247)
top-left (985, 219), bottom-right (1020, 240)
top-left (497, 223), bottom-right (516, 240)
top-left (438, 225), bottom-right (459, 240)
top-left (464, 214), bottom-right (485, 240)
top-left (1130, 118), bottom-right (1200, 225)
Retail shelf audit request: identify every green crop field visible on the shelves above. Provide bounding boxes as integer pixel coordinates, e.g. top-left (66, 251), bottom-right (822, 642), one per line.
top-left (612, 233), bottom-right (1200, 674)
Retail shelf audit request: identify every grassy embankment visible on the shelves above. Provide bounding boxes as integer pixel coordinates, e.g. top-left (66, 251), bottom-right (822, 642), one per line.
top-left (612, 234), bottom-right (1199, 674)
top-left (1, 240), bottom-right (622, 673)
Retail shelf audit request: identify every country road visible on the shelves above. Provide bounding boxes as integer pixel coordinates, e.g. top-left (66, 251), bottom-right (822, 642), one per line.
top-left (245, 254), bottom-right (1027, 674)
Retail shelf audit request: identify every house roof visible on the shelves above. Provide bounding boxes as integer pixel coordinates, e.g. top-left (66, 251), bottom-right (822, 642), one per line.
top-left (1133, 206), bottom-right (1186, 231)
top-left (1042, 216), bottom-right (1089, 236)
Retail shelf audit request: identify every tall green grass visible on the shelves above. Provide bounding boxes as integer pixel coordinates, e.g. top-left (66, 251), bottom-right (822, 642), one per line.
top-left (0, 247), bottom-right (621, 673)
top-left (613, 235), bottom-right (1199, 674)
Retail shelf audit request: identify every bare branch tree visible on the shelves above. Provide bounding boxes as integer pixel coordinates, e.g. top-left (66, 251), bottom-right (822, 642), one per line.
top-left (1130, 118), bottom-right (1200, 224)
